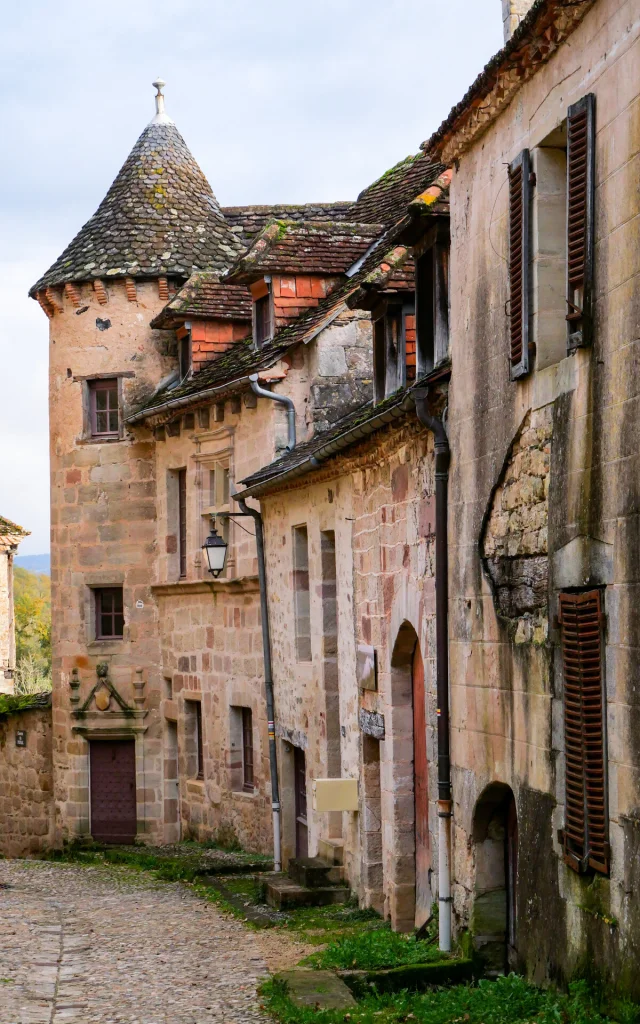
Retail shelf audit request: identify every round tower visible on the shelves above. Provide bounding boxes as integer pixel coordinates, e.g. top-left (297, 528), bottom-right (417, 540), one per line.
top-left (30, 82), bottom-right (241, 845)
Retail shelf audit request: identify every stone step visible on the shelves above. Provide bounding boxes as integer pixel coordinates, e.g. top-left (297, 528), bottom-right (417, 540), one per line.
top-left (287, 856), bottom-right (343, 888)
top-left (265, 874), bottom-right (350, 911)
top-left (317, 838), bottom-right (345, 866)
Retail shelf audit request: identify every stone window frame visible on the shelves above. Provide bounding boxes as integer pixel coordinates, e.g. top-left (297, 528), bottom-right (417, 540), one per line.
top-left (84, 573), bottom-right (127, 647)
top-left (74, 371), bottom-right (135, 445)
top-left (292, 524), bottom-right (312, 662)
top-left (230, 704), bottom-right (256, 794)
top-left (194, 440), bottom-right (235, 580)
top-left (184, 697), bottom-right (204, 781)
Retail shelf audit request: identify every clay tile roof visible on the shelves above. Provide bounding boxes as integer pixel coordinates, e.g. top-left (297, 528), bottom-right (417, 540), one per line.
top-left (408, 168), bottom-right (453, 216)
top-left (350, 152), bottom-right (444, 224)
top-left (0, 515), bottom-right (29, 538)
top-left (225, 220), bottom-right (384, 284)
top-left (30, 118), bottom-right (244, 296)
top-left (150, 273), bottom-right (252, 329)
top-left (422, 0), bottom-right (596, 163)
top-left (346, 246), bottom-right (414, 311)
top-left (222, 203), bottom-right (354, 247)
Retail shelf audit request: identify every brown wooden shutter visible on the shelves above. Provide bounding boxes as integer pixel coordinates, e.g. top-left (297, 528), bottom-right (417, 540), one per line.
top-left (566, 93), bottom-right (596, 350)
top-left (558, 590), bottom-right (608, 875)
top-left (508, 149), bottom-right (531, 379)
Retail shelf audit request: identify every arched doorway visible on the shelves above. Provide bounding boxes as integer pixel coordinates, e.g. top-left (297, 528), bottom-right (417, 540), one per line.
top-left (388, 622), bottom-right (431, 930)
top-left (472, 783), bottom-right (518, 974)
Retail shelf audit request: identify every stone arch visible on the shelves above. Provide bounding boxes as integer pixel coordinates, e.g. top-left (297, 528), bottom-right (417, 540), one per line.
top-left (472, 782), bottom-right (518, 974)
top-left (383, 620), bottom-right (431, 931)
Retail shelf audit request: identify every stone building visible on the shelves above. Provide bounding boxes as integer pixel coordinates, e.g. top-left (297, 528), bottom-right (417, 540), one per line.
top-left (30, 76), bottom-right (441, 852)
top-left (0, 514), bottom-right (29, 694)
top-left (28, 0), bottom-right (640, 994)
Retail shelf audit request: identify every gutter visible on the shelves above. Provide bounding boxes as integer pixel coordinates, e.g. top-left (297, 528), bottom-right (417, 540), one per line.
top-left (234, 392), bottom-right (415, 500)
top-left (126, 373), bottom-right (255, 425)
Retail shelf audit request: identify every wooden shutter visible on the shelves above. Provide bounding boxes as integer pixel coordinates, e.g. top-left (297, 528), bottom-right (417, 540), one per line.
top-left (558, 590), bottom-right (609, 874)
top-left (508, 149), bottom-right (531, 379)
top-left (566, 93), bottom-right (596, 350)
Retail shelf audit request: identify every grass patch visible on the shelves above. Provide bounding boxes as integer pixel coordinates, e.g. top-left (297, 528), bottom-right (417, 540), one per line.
top-left (304, 923), bottom-right (446, 971)
top-left (259, 974), bottom-right (640, 1024)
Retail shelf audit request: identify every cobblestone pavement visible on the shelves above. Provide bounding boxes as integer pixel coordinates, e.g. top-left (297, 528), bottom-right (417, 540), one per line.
top-left (0, 859), bottom-right (275, 1024)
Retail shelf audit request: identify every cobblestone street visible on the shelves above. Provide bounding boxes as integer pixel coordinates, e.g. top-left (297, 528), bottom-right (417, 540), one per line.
top-left (0, 860), bottom-right (283, 1024)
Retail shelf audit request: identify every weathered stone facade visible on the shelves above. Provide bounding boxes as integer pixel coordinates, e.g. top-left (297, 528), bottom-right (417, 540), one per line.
top-left (0, 515), bottom-right (29, 694)
top-left (0, 698), bottom-right (54, 856)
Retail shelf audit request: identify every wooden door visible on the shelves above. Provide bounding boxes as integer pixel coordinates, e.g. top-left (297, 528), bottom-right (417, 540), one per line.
top-left (413, 644), bottom-right (430, 928)
top-left (294, 746), bottom-right (308, 859)
top-left (90, 740), bottom-right (137, 844)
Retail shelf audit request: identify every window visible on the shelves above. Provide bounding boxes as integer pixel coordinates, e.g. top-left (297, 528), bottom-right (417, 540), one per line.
top-left (558, 590), bottom-right (608, 875)
top-left (415, 223), bottom-right (450, 376)
top-left (187, 700), bottom-right (204, 780)
top-left (201, 459), bottom-right (231, 578)
top-left (230, 706), bottom-right (255, 792)
top-left (372, 305), bottom-right (409, 404)
top-left (89, 379), bottom-right (119, 437)
top-left (178, 468), bottom-right (187, 578)
top-left (293, 525), bottom-right (311, 661)
top-left (95, 587), bottom-right (124, 639)
top-left (242, 708), bottom-right (254, 791)
top-left (254, 291), bottom-right (272, 347)
top-left (179, 333), bottom-right (192, 380)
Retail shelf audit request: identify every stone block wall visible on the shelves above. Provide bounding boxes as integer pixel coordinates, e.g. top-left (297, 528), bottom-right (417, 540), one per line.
top-left (0, 704), bottom-right (54, 856)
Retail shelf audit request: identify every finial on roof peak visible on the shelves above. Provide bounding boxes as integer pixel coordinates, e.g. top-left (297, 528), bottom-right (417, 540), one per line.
top-left (150, 77), bottom-right (174, 126)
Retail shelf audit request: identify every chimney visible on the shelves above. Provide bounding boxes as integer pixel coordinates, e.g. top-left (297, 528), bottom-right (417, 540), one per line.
top-left (502, 0), bottom-right (535, 41)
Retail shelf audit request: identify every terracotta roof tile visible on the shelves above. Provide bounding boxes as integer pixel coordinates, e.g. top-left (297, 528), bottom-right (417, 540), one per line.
top-left (225, 221), bottom-right (383, 283)
top-left (0, 515), bottom-right (28, 538)
top-left (150, 273), bottom-right (252, 329)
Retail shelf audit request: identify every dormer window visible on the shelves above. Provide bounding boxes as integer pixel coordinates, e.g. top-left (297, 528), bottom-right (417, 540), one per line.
top-left (252, 280), bottom-right (273, 348)
top-left (373, 303), bottom-right (413, 404)
top-left (179, 332), bottom-right (192, 380)
top-left (415, 222), bottom-right (450, 376)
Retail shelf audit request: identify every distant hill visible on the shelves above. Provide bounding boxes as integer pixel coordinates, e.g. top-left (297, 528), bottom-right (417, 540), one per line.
top-left (15, 553), bottom-right (50, 575)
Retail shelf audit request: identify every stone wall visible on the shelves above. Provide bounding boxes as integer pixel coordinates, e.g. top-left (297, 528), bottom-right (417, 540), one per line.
top-left (0, 702), bottom-right (54, 856)
top-left (261, 413), bottom-right (438, 930)
top-left (447, 0), bottom-right (640, 991)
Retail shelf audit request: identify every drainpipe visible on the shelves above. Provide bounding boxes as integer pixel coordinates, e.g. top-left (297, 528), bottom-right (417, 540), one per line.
top-left (249, 374), bottom-right (296, 451)
top-left (414, 388), bottom-right (452, 953)
top-left (235, 497), bottom-right (282, 872)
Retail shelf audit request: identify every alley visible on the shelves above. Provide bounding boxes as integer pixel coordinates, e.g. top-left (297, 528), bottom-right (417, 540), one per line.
top-left (0, 860), bottom-right (274, 1024)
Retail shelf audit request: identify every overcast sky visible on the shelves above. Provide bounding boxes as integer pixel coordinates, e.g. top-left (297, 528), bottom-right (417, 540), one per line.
top-left (0, 0), bottom-right (502, 555)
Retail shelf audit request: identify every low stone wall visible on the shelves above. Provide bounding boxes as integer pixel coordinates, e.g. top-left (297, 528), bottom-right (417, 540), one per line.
top-left (0, 695), bottom-right (54, 857)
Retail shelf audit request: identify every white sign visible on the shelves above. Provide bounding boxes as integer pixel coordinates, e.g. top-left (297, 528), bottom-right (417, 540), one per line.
top-left (135, 600), bottom-right (144, 609)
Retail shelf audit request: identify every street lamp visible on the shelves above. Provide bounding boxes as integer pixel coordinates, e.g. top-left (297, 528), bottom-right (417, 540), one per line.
top-left (202, 519), bottom-right (228, 578)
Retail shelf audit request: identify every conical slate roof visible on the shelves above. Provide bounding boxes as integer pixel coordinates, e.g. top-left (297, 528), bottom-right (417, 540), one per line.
top-left (30, 95), bottom-right (243, 296)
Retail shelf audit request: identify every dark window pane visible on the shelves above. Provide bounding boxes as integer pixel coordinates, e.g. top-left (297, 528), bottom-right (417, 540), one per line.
top-left (95, 587), bottom-right (124, 639)
top-left (95, 390), bottom-right (108, 411)
top-left (90, 380), bottom-right (119, 436)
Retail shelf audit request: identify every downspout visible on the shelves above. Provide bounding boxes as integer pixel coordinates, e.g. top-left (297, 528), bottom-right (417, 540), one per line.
top-left (235, 497), bottom-right (282, 873)
top-left (414, 388), bottom-right (452, 953)
top-left (249, 374), bottom-right (296, 450)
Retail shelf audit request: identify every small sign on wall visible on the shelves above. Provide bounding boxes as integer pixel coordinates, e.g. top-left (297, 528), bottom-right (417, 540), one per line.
top-left (357, 644), bottom-right (377, 691)
top-left (15, 730), bottom-right (27, 747)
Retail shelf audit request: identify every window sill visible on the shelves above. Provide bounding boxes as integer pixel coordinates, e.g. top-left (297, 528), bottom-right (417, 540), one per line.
top-left (76, 435), bottom-right (125, 446)
top-left (231, 788), bottom-right (258, 799)
top-left (87, 639), bottom-right (126, 650)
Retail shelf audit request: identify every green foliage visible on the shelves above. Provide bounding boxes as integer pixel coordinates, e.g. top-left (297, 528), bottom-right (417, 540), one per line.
top-left (259, 974), bottom-right (638, 1024)
top-left (305, 924), bottom-right (446, 971)
top-left (0, 692), bottom-right (47, 719)
top-left (13, 568), bottom-right (51, 692)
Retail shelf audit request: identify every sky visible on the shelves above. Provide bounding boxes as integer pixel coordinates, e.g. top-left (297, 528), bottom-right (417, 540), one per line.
top-left (0, 0), bottom-right (503, 555)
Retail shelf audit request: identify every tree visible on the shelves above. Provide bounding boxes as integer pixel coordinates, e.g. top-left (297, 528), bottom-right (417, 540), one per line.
top-left (13, 567), bottom-right (51, 693)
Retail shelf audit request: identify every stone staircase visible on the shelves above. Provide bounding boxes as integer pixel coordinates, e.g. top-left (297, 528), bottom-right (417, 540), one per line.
top-left (264, 839), bottom-right (350, 910)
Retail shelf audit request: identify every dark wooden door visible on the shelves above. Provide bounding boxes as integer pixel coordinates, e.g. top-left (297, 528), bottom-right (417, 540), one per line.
top-left (90, 740), bottom-right (137, 844)
top-left (294, 746), bottom-right (308, 858)
top-left (413, 644), bottom-right (430, 928)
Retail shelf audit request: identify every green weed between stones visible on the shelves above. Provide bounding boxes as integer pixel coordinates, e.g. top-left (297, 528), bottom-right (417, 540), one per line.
top-left (259, 974), bottom-right (640, 1024)
top-left (304, 923), bottom-right (446, 971)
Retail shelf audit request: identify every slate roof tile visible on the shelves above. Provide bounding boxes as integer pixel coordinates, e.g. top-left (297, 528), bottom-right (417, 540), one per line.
top-left (30, 120), bottom-right (244, 295)
top-left (221, 203), bottom-right (354, 246)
